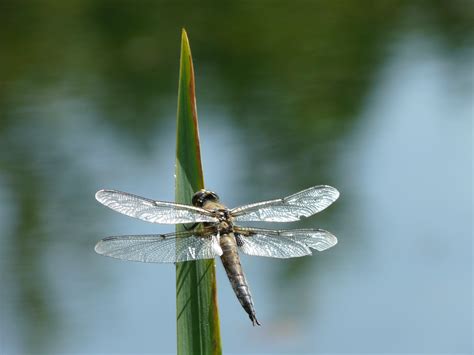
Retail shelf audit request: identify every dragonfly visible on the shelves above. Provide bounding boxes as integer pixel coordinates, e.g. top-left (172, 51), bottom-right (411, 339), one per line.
top-left (95, 185), bottom-right (339, 326)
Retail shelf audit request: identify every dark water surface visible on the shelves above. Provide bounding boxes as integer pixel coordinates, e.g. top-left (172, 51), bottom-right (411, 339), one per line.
top-left (0, 2), bottom-right (472, 354)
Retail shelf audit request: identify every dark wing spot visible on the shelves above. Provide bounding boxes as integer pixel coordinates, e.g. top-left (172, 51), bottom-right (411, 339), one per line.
top-left (235, 234), bottom-right (245, 247)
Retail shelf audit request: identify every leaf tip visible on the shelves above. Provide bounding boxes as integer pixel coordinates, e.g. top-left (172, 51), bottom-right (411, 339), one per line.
top-left (181, 28), bottom-right (189, 42)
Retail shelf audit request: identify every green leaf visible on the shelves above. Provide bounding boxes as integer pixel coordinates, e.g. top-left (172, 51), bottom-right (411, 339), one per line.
top-left (175, 29), bottom-right (222, 355)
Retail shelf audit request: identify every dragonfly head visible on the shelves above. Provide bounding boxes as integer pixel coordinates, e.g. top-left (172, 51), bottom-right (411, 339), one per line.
top-left (192, 189), bottom-right (220, 207)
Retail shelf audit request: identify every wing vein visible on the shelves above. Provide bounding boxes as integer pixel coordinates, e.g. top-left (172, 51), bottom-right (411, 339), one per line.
top-left (96, 189), bottom-right (218, 224)
top-left (95, 233), bottom-right (222, 263)
top-left (234, 227), bottom-right (337, 258)
top-left (230, 185), bottom-right (339, 222)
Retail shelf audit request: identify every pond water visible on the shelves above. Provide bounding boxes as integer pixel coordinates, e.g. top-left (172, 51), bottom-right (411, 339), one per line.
top-left (0, 2), bottom-right (472, 354)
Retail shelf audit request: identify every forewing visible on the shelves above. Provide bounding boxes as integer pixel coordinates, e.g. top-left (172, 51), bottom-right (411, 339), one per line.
top-left (235, 227), bottom-right (337, 258)
top-left (231, 185), bottom-right (339, 222)
top-left (95, 230), bottom-right (223, 263)
top-left (96, 189), bottom-right (218, 224)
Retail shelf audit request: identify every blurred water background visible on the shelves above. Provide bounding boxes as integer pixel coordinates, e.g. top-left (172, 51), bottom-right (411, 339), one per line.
top-left (0, 1), bottom-right (472, 354)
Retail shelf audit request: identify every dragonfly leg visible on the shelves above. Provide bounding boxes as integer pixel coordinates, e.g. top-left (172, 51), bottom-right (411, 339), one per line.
top-left (183, 222), bottom-right (198, 231)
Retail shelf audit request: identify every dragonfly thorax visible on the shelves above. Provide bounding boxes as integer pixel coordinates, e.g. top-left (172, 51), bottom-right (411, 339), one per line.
top-left (217, 219), bottom-right (233, 235)
top-left (215, 209), bottom-right (230, 222)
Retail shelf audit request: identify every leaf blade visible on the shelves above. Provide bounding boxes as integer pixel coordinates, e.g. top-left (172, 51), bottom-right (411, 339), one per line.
top-left (175, 29), bottom-right (222, 355)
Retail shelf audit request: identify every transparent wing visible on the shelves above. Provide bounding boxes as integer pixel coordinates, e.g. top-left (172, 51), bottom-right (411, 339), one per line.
top-left (95, 230), bottom-right (223, 263)
top-left (231, 185), bottom-right (339, 222)
top-left (235, 227), bottom-right (337, 258)
top-left (96, 189), bottom-right (218, 224)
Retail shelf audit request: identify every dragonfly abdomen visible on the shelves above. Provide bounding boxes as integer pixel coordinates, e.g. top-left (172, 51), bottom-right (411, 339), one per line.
top-left (220, 233), bottom-right (261, 326)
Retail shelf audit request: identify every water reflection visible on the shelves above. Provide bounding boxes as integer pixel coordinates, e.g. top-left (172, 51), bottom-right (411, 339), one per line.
top-left (0, 1), bottom-right (472, 354)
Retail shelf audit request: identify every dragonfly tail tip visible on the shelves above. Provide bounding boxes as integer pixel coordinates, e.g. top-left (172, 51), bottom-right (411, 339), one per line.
top-left (251, 315), bottom-right (261, 326)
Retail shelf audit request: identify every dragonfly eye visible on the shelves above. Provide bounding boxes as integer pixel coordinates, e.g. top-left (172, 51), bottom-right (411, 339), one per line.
top-left (209, 191), bottom-right (219, 201)
top-left (192, 189), bottom-right (220, 207)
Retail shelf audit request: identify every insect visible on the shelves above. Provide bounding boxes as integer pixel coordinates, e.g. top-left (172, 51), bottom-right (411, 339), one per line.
top-left (95, 185), bottom-right (339, 326)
